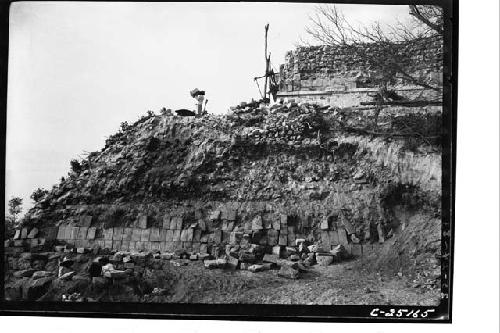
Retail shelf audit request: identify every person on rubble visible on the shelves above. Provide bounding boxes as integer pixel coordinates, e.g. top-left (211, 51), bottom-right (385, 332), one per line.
top-left (190, 88), bottom-right (207, 117)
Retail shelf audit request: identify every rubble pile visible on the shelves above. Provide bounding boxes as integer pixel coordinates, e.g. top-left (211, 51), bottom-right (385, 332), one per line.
top-left (5, 101), bottom-right (442, 301)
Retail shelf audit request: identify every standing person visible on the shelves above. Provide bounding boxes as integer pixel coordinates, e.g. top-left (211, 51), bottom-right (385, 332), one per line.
top-left (190, 88), bottom-right (206, 116)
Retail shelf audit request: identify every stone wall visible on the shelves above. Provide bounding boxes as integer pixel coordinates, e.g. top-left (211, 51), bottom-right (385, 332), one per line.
top-left (277, 36), bottom-right (443, 106)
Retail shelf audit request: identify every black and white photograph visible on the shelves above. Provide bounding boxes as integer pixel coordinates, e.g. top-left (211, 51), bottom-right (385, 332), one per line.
top-left (1, 0), bottom-right (459, 322)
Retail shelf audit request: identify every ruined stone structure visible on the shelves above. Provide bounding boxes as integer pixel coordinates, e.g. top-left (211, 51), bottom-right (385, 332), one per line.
top-left (277, 36), bottom-right (443, 106)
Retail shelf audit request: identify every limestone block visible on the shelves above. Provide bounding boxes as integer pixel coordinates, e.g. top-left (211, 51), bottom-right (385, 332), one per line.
top-left (104, 241), bottom-right (113, 249)
top-left (162, 216), bottom-right (171, 229)
top-left (222, 231), bottom-right (231, 244)
top-left (45, 227), bottom-right (58, 240)
top-left (166, 230), bottom-right (174, 242)
top-left (103, 228), bottom-right (113, 240)
top-left (112, 227), bottom-right (123, 240)
top-left (79, 215), bottom-right (93, 227)
top-left (278, 234), bottom-right (288, 246)
top-left (338, 227), bottom-right (349, 246)
top-left (209, 210), bottom-right (221, 221)
top-left (160, 229), bottom-right (167, 242)
top-left (321, 231), bottom-right (331, 249)
top-left (56, 227), bottom-right (66, 240)
top-left (27, 228), bottom-right (39, 239)
top-left (198, 219), bottom-right (206, 231)
top-left (174, 217), bottom-right (183, 230)
top-left (180, 229), bottom-right (188, 242)
top-left (122, 228), bottom-right (132, 241)
top-left (252, 216), bottom-right (263, 230)
top-left (150, 242), bottom-right (161, 252)
top-left (120, 241), bottom-right (130, 251)
top-left (13, 229), bottom-right (21, 240)
top-left (320, 217), bottom-right (329, 230)
top-left (172, 230), bottom-right (181, 242)
top-left (139, 229), bottom-right (150, 242)
top-left (77, 227), bottom-right (88, 240)
top-left (149, 228), bottom-right (161, 242)
top-left (212, 230), bottom-right (222, 243)
top-left (267, 229), bottom-right (279, 246)
top-left (226, 209), bottom-right (237, 221)
top-left (21, 228), bottom-right (29, 239)
top-left (186, 228), bottom-right (194, 242)
top-left (351, 244), bottom-right (362, 256)
top-left (193, 229), bottom-right (202, 242)
top-left (329, 230), bottom-right (339, 245)
top-left (131, 228), bottom-right (142, 242)
top-left (136, 215), bottom-right (149, 229)
top-left (192, 242), bottom-right (201, 254)
top-left (70, 227), bottom-right (79, 240)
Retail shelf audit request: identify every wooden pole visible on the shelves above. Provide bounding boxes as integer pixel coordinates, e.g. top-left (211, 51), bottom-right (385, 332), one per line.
top-left (263, 24), bottom-right (269, 101)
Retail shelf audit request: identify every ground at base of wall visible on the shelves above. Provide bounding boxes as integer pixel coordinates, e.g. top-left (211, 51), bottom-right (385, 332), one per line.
top-left (4, 257), bottom-right (441, 306)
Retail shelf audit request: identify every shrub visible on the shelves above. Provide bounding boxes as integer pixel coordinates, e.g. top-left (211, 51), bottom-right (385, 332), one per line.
top-left (30, 188), bottom-right (49, 203)
top-left (70, 159), bottom-right (82, 174)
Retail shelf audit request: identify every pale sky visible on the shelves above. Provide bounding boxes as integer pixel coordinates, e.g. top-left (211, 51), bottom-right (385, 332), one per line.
top-left (6, 2), bottom-right (412, 213)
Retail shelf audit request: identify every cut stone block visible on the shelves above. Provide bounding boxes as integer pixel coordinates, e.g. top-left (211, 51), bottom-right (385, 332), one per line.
top-left (131, 228), bottom-right (141, 242)
top-left (77, 227), bottom-right (88, 240)
top-left (44, 227), bottom-right (58, 240)
top-left (198, 219), bottom-right (206, 231)
top-left (166, 230), bottom-right (174, 242)
top-left (377, 224), bottom-right (385, 243)
top-left (321, 231), bottom-right (331, 248)
top-left (209, 210), bottom-right (221, 221)
top-left (70, 227), bottom-right (80, 240)
top-left (193, 229), bottom-right (202, 242)
top-left (320, 217), bottom-right (329, 230)
top-left (272, 219), bottom-right (281, 230)
top-left (329, 230), bottom-right (339, 245)
top-left (122, 228), bottom-right (132, 241)
top-left (338, 227), bottom-right (349, 246)
top-left (64, 227), bottom-right (72, 240)
top-left (162, 216), bottom-right (171, 229)
top-left (112, 241), bottom-right (122, 250)
top-left (21, 228), bottom-right (29, 239)
top-left (27, 228), bottom-right (39, 239)
top-left (149, 228), bottom-right (161, 242)
top-left (171, 230), bottom-right (180, 242)
top-left (174, 217), bottom-right (183, 230)
top-left (267, 229), bottom-right (279, 246)
top-left (140, 229), bottom-right (150, 242)
top-left (226, 209), bottom-right (237, 221)
top-left (86, 227), bottom-right (96, 240)
top-left (150, 242), bottom-right (161, 252)
top-left (79, 215), bottom-right (93, 227)
top-left (263, 253), bottom-right (278, 264)
top-left (186, 228), bottom-right (194, 242)
top-left (226, 256), bottom-right (239, 269)
top-left (112, 227), bottom-right (123, 240)
top-left (137, 215), bottom-right (149, 229)
top-left (278, 234), bottom-right (288, 246)
top-left (212, 230), bottom-right (222, 243)
top-left (13, 229), bottom-right (21, 240)
top-left (342, 218), bottom-right (355, 235)
top-left (103, 228), bottom-right (113, 240)
top-left (351, 244), bottom-right (362, 256)
top-left (252, 215), bottom-right (263, 230)
top-left (180, 229), bottom-right (188, 242)
top-left (272, 245), bottom-right (283, 256)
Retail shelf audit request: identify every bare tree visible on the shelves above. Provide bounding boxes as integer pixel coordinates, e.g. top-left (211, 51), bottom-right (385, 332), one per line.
top-left (304, 5), bottom-right (444, 92)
